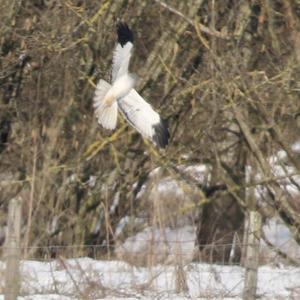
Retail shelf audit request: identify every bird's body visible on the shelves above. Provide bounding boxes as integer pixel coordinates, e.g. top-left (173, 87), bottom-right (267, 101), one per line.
top-left (102, 73), bottom-right (136, 106)
top-left (93, 22), bottom-right (169, 148)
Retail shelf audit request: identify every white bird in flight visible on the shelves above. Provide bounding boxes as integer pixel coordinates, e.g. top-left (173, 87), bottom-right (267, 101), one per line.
top-left (93, 22), bottom-right (169, 148)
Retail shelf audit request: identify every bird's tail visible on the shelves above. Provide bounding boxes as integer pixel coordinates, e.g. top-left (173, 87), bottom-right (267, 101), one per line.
top-left (93, 79), bottom-right (118, 130)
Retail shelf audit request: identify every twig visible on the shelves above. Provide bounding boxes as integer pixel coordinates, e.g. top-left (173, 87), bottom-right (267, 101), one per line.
top-left (154, 0), bottom-right (229, 40)
top-left (24, 130), bottom-right (38, 258)
top-left (58, 256), bottom-right (86, 298)
top-left (261, 231), bottom-right (300, 266)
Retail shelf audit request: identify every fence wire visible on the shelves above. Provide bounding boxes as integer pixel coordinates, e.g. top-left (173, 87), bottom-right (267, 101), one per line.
top-left (1, 241), bottom-right (300, 263)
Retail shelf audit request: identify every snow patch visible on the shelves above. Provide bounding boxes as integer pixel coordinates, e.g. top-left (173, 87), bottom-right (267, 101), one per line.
top-left (0, 258), bottom-right (300, 299)
top-left (291, 140), bottom-right (300, 153)
top-left (115, 226), bottom-right (196, 264)
top-left (263, 217), bottom-right (300, 259)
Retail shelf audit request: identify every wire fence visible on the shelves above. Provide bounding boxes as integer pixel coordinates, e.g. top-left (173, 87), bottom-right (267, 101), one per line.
top-left (2, 199), bottom-right (300, 299)
top-left (1, 240), bottom-right (300, 263)
top-left (1, 243), bottom-right (300, 299)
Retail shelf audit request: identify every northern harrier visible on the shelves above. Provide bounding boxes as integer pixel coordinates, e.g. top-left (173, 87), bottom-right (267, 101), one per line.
top-left (93, 22), bottom-right (169, 148)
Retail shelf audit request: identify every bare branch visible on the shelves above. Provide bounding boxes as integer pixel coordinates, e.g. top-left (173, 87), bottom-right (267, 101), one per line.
top-left (154, 0), bottom-right (229, 39)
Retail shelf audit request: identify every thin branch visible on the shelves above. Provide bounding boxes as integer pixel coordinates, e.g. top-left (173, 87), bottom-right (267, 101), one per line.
top-left (154, 0), bottom-right (229, 40)
top-left (24, 131), bottom-right (38, 259)
top-left (261, 231), bottom-right (300, 266)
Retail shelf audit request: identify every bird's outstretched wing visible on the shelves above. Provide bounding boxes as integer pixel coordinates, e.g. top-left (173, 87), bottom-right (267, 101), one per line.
top-left (112, 22), bottom-right (134, 82)
top-left (118, 90), bottom-right (169, 148)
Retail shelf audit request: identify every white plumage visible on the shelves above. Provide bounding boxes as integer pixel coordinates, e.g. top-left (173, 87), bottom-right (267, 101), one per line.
top-left (112, 43), bottom-right (133, 82)
top-left (118, 89), bottom-right (162, 143)
top-left (93, 79), bottom-right (118, 130)
top-left (93, 22), bottom-right (169, 148)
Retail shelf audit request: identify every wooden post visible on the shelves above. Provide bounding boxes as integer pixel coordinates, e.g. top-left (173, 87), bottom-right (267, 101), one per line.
top-left (4, 197), bottom-right (22, 300)
top-left (174, 245), bottom-right (188, 294)
top-left (243, 211), bottom-right (262, 300)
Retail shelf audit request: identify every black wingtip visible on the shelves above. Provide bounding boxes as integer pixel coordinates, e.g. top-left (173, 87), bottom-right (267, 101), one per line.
top-left (152, 118), bottom-right (170, 149)
top-left (116, 22), bottom-right (133, 47)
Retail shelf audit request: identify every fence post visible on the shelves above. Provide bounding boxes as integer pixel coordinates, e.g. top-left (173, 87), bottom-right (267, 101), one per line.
top-left (4, 197), bottom-right (22, 300)
top-left (174, 245), bottom-right (188, 294)
top-left (243, 210), bottom-right (262, 300)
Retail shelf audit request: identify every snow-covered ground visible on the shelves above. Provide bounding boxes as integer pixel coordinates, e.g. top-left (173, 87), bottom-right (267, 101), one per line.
top-left (0, 257), bottom-right (300, 299)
